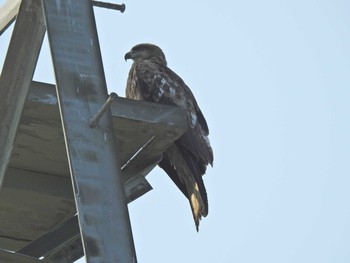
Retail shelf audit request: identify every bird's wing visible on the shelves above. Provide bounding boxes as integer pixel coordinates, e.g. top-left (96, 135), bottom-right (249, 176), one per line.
top-left (134, 60), bottom-right (213, 166)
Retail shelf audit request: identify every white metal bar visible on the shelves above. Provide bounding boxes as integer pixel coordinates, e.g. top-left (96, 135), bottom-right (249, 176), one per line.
top-left (0, 0), bottom-right (21, 35)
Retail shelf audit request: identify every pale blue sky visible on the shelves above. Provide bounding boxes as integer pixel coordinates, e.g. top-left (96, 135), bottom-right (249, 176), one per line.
top-left (1, 0), bottom-right (350, 262)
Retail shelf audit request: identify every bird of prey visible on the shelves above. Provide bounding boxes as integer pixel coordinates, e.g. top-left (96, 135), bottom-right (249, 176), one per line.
top-left (124, 43), bottom-right (213, 230)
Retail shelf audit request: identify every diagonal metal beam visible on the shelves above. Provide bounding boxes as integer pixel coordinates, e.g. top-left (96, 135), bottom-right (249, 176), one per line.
top-left (41, 0), bottom-right (137, 262)
top-left (0, 0), bottom-right (46, 187)
top-left (44, 237), bottom-right (83, 263)
top-left (17, 216), bottom-right (81, 260)
top-left (0, 249), bottom-right (48, 263)
top-left (0, 0), bottom-right (21, 35)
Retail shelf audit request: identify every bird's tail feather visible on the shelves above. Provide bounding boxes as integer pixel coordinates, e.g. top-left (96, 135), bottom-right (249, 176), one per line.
top-left (189, 180), bottom-right (207, 231)
top-left (160, 144), bottom-right (208, 231)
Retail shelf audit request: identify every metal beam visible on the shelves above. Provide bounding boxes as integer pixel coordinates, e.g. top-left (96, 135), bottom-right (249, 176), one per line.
top-left (44, 237), bottom-right (83, 263)
top-left (0, 0), bottom-right (21, 35)
top-left (0, 249), bottom-right (47, 263)
top-left (3, 161), bottom-right (151, 204)
top-left (41, 0), bottom-right (137, 262)
top-left (2, 168), bottom-right (74, 200)
top-left (17, 216), bottom-right (81, 259)
top-left (0, 0), bottom-right (46, 186)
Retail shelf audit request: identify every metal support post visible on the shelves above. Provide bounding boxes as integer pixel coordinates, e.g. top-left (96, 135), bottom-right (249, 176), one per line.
top-left (0, 0), bottom-right (46, 186)
top-left (41, 0), bottom-right (137, 262)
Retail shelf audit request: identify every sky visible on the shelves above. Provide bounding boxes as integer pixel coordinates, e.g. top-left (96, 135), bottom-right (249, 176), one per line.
top-left (1, 0), bottom-right (350, 262)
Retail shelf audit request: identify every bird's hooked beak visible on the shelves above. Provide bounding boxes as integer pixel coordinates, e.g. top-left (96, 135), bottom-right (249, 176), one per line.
top-left (124, 51), bottom-right (132, 61)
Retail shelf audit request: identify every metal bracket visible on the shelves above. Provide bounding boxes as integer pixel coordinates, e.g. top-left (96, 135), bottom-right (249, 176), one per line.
top-left (89, 92), bottom-right (118, 128)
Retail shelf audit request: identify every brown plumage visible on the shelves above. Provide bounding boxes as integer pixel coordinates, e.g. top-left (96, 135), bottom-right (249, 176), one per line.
top-left (124, 43), bottom-right (213, 231)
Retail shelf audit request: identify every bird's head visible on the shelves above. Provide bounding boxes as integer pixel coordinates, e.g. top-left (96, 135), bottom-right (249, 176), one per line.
top-left (124, 43), bottom-right (167, 65)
